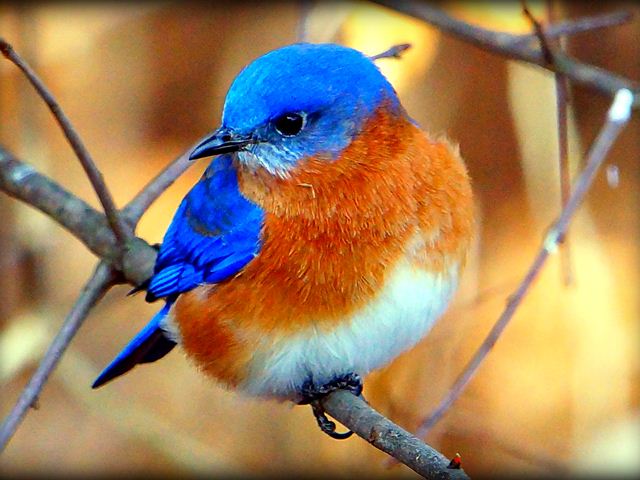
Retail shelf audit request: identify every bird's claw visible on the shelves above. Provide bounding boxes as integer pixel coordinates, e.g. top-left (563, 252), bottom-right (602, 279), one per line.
top-left (299, 372), bottom-right (363, 440)
top-left (299, 372), bottom-right (363, 403)
top-left (311, 400), bottom-right (353, 440)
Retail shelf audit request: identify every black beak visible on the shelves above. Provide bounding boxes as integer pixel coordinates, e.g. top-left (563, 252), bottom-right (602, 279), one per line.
top-left (189, 128), bottom-right (253, 160)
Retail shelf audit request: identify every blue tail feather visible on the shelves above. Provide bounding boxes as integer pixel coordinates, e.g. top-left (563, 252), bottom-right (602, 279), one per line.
top-left (92, 303), bottom-right (176, 388)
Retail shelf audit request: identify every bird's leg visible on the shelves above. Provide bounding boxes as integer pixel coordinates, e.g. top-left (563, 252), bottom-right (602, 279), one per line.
top-left (299, 372), bottom-right (363, 440)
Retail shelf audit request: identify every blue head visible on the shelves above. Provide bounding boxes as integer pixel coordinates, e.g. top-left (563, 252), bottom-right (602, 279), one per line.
top-left (189, 43), bottom-right (401, 176)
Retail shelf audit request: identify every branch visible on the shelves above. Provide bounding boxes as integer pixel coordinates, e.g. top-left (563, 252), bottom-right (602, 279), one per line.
top-left (371, 1), bottom-right (640, 108)
top-left (540, 0), bottom-right (574, 285)
top-left (521, 1), bottom-right (554, 64)
top-left (3, 25), bottom-right (631, 471)
top-left (322, 390), bottom-right (468, 479)
top-left (0, 261), bottom-right (117, 452)
top-left (0, 37), bottom-right (133, 246)
top-left (416, 88), bottom-right (634, 438)
top-left (0, 147), bottom-right (115, 259)
top-left (369, 43), bottom-right (412, 61)
top-left (517, 9), bottom-right (634, 44)
top-left (122, 137), bottom-right (204, 224)
top-left (0, 147), bottom-right (156, 286)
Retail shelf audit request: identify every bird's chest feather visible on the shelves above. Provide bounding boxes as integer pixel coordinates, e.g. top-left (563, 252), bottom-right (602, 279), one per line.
top-left (176, 216), bottom-right (459, 399)
top-left (174, 201), bottom-right (421, 388)
top-left (174, 111), bottom-right (473, 398)
top-left (241, 245), bottom-right (459, 399)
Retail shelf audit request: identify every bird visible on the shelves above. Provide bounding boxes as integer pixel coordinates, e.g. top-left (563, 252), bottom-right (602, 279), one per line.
top-left (92, 42), bottom-right (474, 439)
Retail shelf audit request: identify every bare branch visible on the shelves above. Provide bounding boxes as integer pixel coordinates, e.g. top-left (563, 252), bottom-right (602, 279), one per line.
top-left (369, 43), bottom-right (412, 61)
top-left (0, 37), bottom-right (132, 246)
top-left (297, 0), bottom-right (313, 42)
top-left (122, 137), bottom-right (205, 224)
top-left (416, 89), bottom-right (634, 438)
top-left (522, 0), bottom-right (577, 285)
top-left (371, 1), bottom-right (640, 107)
top-left (322, 390), bottom-right (469, 479)
top-left (543, 0), bottom-right (574, 285)
top-left (0, 261), bottom-right (117, 452)
top-left (0, 147), bottom-right (115, 258)
top-left (518, 9), bottom-right (633, 44)
top-left (0, 147), bottom-right (156, 286)
top-left (520, 1), bottom-right (554, 65)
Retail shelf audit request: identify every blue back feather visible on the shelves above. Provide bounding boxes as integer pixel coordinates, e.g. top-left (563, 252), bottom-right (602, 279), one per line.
top-left (147, 155), bottom-right (265, 300)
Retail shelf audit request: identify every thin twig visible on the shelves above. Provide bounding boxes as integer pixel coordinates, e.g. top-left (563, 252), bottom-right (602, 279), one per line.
top-left (322, 390), bottom-right (469, 479)
top-left (415, 89), bottom-right (634, 438)
top-left (521, 1), bottom-right (555, 64)
top-left (0, 261), bottom-right (117, 452)
top-left (122, 136), bottom-right (207, 224)
top-left (0, 147), bottom-right (115, 258)
top-left (0, 17), bottom-right (635, 468)
top-left (517, 9), bottom-right (633, 44)
top-left (544, 0), bottom-right (574, 285)
top-left (0, 37), bottom-right (132, 246)
top-left (297, 0), bottom-right (313, 42)
top-left (371, 1), bottom-right (640, 107)
top-left (0, 147), bottom-right (157, 286)
top-left (522, 0), bottom-right (576, 285)
top-left (369, 43), bottom-right (412, 61)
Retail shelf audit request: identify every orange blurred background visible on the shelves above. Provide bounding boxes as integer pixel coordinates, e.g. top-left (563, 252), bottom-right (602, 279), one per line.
top-left (1, 1), bottom-right (638, 477)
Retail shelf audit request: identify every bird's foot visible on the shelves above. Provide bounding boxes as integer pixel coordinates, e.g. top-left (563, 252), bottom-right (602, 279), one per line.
top-left (299, 372), bottom-right (363, 440)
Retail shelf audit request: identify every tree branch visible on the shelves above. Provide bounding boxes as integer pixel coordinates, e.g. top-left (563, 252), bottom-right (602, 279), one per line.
top-left (369, 43), bottom-right (412, 61)
top-left (517, 9), bottom-right (633, 44)
top-left (122, 137), bottom-right (204, 224)
top-left (541, 0), bottom-right (574, 285)
top-left (0, 147), bottom-right (156, 286)
top-left (0, 37), bottom-right (133, 246)
top-left (520, 1), bottom-right (554, 64)
top-left (322, 390), bottom-right (469, 479)
top-left (0, 147), bottom-right (115, 259)
top-left (371, 1), bottom-right (640, 107)
top-left (0, 261), bottom-right (117, 452)
top-left (416, 88), bottom-right (634, 438)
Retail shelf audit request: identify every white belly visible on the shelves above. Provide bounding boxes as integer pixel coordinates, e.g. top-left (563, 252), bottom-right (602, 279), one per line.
top-left (241, 258), bottom-right (459, 399)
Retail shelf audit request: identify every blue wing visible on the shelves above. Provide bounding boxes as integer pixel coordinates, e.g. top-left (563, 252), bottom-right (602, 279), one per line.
top-left (92, 302), bottom-right (177, 388)
top-left (93, 155), bottom-right (264, 388)
top-left (146, 154), bottom-right (265, 301)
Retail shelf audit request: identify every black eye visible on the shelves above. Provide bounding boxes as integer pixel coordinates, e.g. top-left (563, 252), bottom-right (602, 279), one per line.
top-left (274, 112), bottom-right (305, 137)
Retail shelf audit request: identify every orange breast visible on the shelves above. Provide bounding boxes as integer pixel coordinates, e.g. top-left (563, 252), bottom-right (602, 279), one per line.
top-left (174, 104), bottom-right (474, 388)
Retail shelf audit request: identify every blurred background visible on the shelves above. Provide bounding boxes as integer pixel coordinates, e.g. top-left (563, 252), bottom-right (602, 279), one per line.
top-left (1, 1), bottom-right (638, 478)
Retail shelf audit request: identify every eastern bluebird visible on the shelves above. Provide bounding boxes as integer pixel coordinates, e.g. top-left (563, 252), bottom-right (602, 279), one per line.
top-left (93, 43), bottom-right (474, 439)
